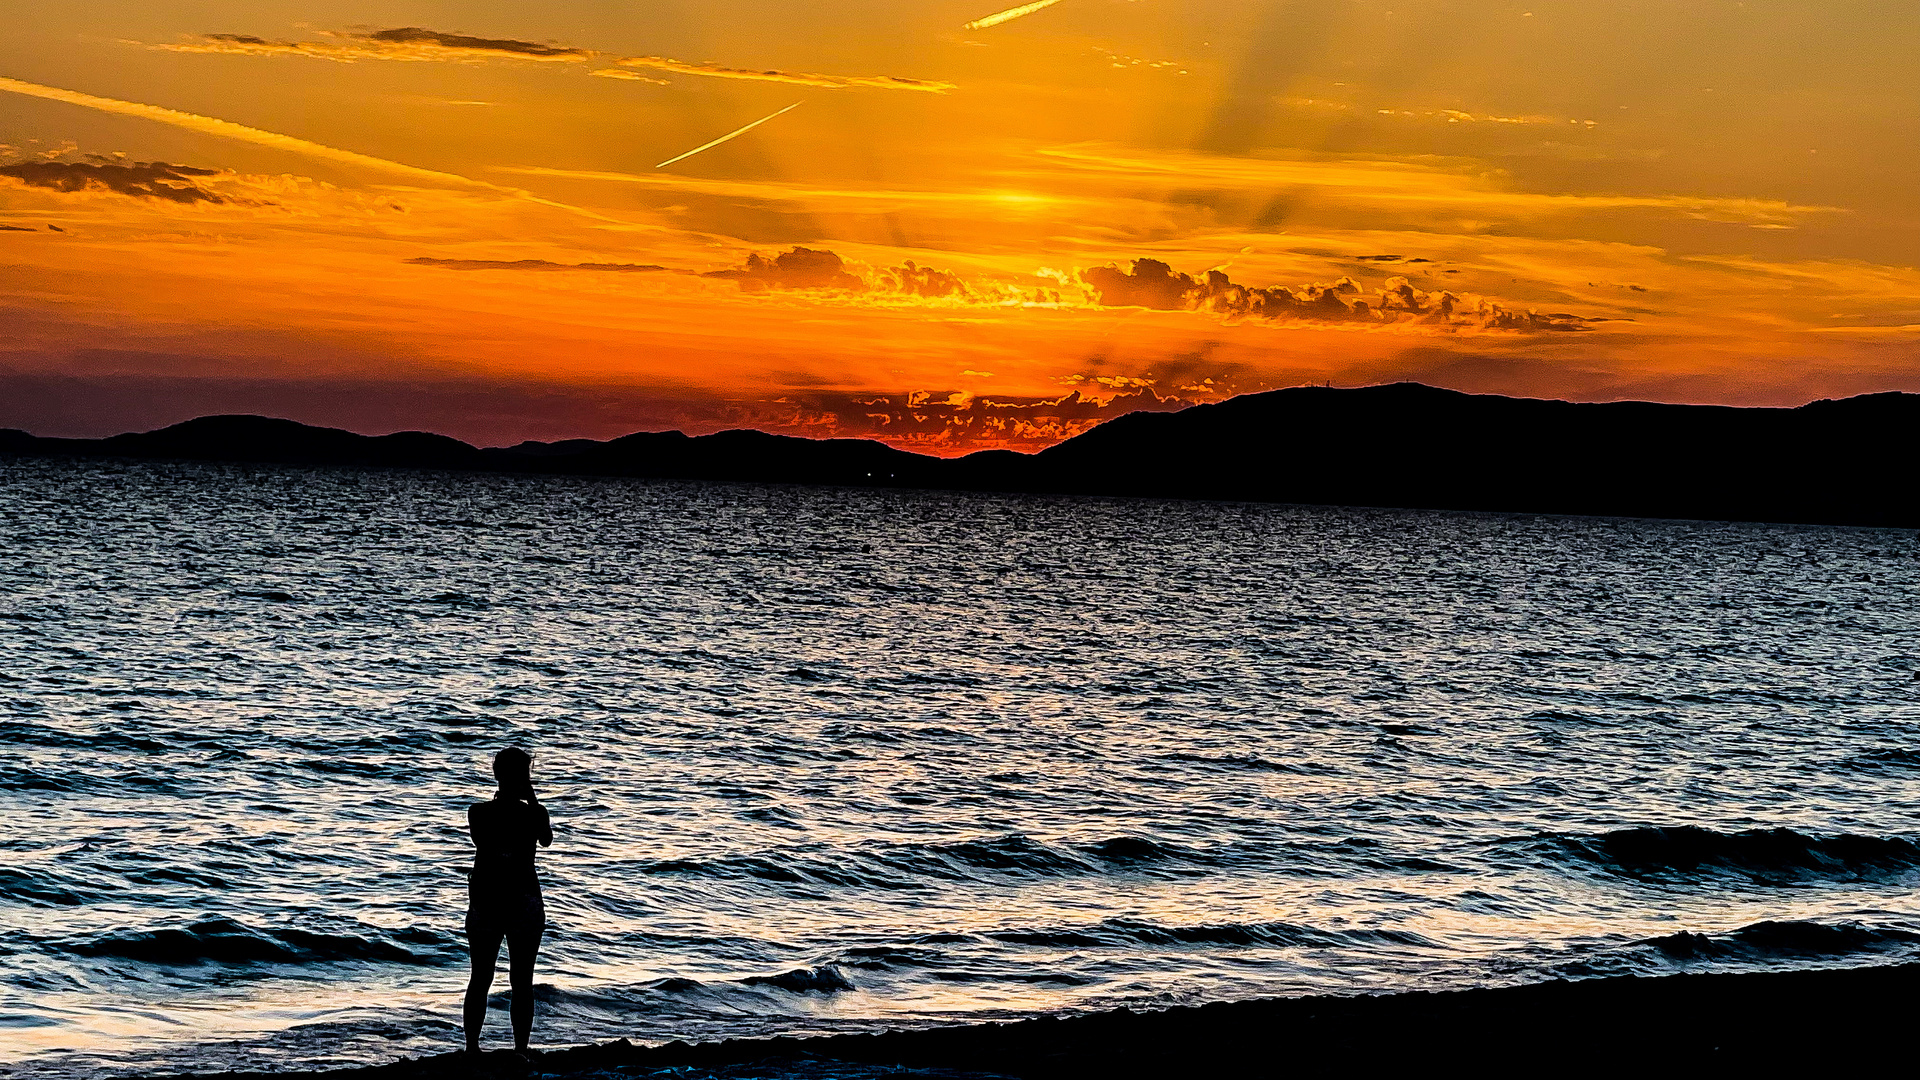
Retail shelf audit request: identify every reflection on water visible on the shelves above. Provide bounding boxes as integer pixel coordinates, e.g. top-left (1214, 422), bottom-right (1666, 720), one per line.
top-left (1, 457), bottom-right (1917, 1075)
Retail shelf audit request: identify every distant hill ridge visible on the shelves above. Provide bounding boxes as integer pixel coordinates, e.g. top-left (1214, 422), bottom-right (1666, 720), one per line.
top-left (2, 383), bottom-right (1915, 527)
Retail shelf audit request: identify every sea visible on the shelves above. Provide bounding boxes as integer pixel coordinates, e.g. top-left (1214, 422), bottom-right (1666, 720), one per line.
top-left (2, 456), bottom-right (1917, 1077)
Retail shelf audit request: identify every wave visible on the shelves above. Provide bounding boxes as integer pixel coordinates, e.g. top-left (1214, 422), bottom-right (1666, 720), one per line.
top-left (1155, 751), bottom-right (1339, 776)
top-left (640, 833), bottom-right (1193, 890)
top-left (58, 917), bottom-right (458, 968)
top-left (0, 763), bottom-right (82, 793)
top-left (514, 965), bottom-right (858, 1021)
top-left (1640, 920), bottom-right (1920, 962)
top-left (922, 835), bottom-right (1097, 875)
top-left (827, 945), bottom-right (952, 972)
top-left (297, 756), bottom-right (418, 780)
top-left (0, 867), bottom-right (91, 906)
top-left (0, 721), bottom-right (175, 754)
top-left (1844, 748), bottom-right (1920, 772)
top-left (740, 965), bottom-right (857, 992)
top-left (1075, 836), bottom-right (1199, 865)
top-left (631, 832), bottom-right (1435, 894)
top-left (985, 917), bottom-right (1437, 951)
top-left (1520, 826), bottom-right (1920, 883)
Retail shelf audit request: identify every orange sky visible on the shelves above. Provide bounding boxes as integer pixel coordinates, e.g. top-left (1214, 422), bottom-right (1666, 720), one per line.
top-left (3, 1), bottom-right (1918, 452)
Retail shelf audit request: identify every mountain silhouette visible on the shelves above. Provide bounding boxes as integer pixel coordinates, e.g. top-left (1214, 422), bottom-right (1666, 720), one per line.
top-left (1013, 383), bottom-right (1918, 525)
top-left (3, 383), bottom-right (1914, 526)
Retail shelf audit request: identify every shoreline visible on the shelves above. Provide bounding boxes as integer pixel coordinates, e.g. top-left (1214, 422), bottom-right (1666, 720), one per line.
top-left (168, 961), bottom-right (1920, 1077)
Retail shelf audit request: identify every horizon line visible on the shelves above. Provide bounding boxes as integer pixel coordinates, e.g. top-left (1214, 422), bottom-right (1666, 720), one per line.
top-left (3, 379), bottom-right (1915, 455)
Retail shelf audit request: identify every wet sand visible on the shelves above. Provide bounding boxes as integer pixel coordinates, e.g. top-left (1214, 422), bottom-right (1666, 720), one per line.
top-left (171, 962), bottom-right (1920, 1077)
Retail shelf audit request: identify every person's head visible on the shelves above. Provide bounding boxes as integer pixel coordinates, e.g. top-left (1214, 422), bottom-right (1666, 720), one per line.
top-left (493, 747), bottom-right (533, 797)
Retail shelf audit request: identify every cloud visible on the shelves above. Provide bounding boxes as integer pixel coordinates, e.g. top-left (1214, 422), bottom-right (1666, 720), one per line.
top-left (1083, 258), bottom-right (1594, 331)
top-left (879, 261), bottom-right (969, 298)
top-left (496, 165), bottom-right (1069, 216)
top-left (700, 248), bottom-right (983, 299)
top-left (1371, 106), bottom-right (1599, 128)
top-left (0, 160), bottom-right (225, 204)
top-left (1, 223), bottom-right (37, 231)
top-left (1028, 144), bottom-right (1841, 229)
top-left (399, 245), bottom-right (973, 299)
top-left (146, 28), bottom-right (593, 63)
top-left (407, 258), bottom-right (670, 272)
top-left (600, 57), bottom-right (955, 92)
top-left (768, 385), bottom-right (1199, 452)
top-left (147, 28), bottom-right (951, 91)
top-left (0, 76), bottom-right (488, 190)
top-left (769, 352), bottom-right (1305, 452)
top-left (416, 240), bottom-right (1577, 334)
top-left (353, 27), bottom-right (591, 60)
top-left (1093, 47), bottom-right (1189, 74)
top-left (592, 70), bottom-right (670, 86)
top-left (705, 247), bottom-right (867, 291)
top-left (0, 77), bottom-right (633, 226)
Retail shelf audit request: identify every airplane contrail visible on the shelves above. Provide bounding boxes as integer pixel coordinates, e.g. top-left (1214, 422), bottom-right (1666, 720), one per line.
top-left (656, 101), bottom-right (803, 169)
top-left (963, 0), bottom-right (1064, 31)
top-left (0, 75), bottom-right (487, 189)
top-left (0, 75), bottom-right (637, 224)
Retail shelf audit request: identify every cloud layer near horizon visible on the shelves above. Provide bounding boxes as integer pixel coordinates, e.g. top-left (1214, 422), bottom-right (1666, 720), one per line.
top-left (406, 242), bottom-right (1587, 333)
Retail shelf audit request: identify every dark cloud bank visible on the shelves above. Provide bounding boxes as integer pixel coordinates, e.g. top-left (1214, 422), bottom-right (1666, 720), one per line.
top-left (1084, 258), bottom-right (1594, 331)
top-left (181, 28), bottom-right (593, 61)
top-left (349, 26), bottom-right (592, 59)
top-left (702, 247), bottom-right (969, 297)
top-left (698, 249), bottom-right (1592, 334)
top-left (0, 160), bottom-right (224, 204)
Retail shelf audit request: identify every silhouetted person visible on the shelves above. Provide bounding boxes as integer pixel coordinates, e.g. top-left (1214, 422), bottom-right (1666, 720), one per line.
top-left (464, 747), bottom-right (552, 1055)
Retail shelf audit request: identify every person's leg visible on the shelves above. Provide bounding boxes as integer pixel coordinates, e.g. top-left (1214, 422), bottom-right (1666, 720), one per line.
top-left (464, 918), bottom-right (505, 1053)
top-left (505, 915), bottom-right (545, 1052)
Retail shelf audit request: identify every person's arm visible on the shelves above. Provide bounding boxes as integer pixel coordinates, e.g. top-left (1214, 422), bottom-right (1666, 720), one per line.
top-left (467, 803), bottom-right (482, 848)
top-left (530, 797), bottom-right (553, 848)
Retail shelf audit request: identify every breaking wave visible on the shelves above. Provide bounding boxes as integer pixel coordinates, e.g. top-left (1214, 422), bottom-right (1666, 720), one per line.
top-left (1640, 920), bottom-right (1920, 963)
top-left (1518, 826), bottom-right (1920, 883)
top-left (636, 833), bottom-right (1232, 890)
top-left (56, 918), bottom-right (459, 968)
top-left (984, 918), bottom-right (1438, 951)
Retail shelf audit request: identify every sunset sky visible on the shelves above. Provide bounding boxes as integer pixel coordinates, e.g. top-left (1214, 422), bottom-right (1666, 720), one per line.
top-left (3, 0), bottom-right (1918, 452)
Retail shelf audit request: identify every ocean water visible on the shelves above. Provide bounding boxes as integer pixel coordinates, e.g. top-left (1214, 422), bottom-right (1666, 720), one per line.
top-left (1, 456), bottom-right (1917, 1077)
